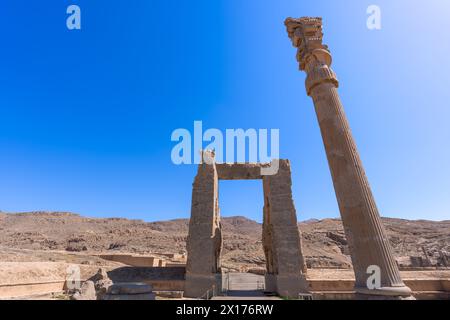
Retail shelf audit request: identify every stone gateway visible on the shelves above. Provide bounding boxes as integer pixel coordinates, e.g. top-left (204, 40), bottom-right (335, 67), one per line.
top-left (184, 152), bottom-right (308, 298)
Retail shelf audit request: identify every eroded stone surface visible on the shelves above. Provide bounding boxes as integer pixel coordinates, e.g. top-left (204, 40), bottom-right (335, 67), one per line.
top-left (184, 151), bottom-right (222, 298)
top-left (72, 280), bottom-right (96, 300)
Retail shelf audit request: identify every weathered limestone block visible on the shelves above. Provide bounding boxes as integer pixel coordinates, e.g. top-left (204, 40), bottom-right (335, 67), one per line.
top-left (184, 152), bottom-right (222, 298)
top-left (263, 160), bottom-right (309, 297)
top-left (92, 268), bottom-right (113, 300)
top-left (72, 280), bottom-right (96, 300)
top-left (216, 163), bottom-right (265, 180)
top-left (102, 283), bottom-right (156, 300)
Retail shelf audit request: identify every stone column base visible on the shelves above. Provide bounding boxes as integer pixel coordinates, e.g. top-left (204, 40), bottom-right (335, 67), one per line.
top-left (354, 286), bottom-right (414, 300)
top-left (265, 273), bottom-right (309, 298)
top-left (184, 273), bottom-right (222, 298)
top-left (264, 274), bottom-right (277, 293)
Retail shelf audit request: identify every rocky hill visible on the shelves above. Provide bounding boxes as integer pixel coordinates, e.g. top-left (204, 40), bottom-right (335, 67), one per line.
top-left (0, 211), bottom-right (448, 270)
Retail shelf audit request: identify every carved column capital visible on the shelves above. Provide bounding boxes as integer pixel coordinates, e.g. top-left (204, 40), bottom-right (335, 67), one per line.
top-left (285, 17), bottom-right (338, 95)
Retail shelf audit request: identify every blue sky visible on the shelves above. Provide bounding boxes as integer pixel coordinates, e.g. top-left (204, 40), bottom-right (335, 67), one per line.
top-left (0, 1), bottom-right (449, 222)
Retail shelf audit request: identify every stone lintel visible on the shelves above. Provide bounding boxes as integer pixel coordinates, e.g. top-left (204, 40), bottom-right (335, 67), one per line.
top-left (216, 163), bottom-right (267, 180)
top-left (216, 160), bottom-right (289, 180)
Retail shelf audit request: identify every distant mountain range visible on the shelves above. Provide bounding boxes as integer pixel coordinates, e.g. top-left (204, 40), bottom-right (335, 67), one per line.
top-left (0, 211), bottom-right (448, 269)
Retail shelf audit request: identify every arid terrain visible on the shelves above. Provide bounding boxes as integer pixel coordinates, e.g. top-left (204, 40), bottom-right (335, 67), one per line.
top-left (0, 211), bottom-right (448, 271)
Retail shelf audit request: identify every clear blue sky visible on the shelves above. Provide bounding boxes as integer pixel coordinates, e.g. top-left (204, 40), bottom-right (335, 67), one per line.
top-left (1, 1), bottom-right (449, 222)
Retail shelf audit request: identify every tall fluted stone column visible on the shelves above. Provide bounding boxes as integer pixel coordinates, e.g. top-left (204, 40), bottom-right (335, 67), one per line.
top-left (184, 151), bottom-right (222, 298)
top-left (285, 17), bottom-right (412, 298)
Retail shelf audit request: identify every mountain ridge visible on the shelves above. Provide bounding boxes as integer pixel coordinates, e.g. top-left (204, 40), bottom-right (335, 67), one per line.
top-left (0, 211), bottom-right (448, 270)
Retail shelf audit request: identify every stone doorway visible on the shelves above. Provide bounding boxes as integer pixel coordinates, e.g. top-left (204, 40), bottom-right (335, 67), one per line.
top-left (184, 152), bottom-right (308, 298)
top-left (222, 273), bottom-right (266, 297)
top-left (219, 179), bottom-right (264, 273)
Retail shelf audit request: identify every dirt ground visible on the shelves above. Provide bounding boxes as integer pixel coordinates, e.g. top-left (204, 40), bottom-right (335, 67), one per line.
top-left (0, 247), bottom-right (122, 285)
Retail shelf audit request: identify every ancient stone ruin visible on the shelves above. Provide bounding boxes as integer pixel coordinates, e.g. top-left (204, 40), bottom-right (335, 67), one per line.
top-left (184, 17), bottom-right (416, 300)
top-left (184, 152), bottom-right (308, 298)
top-left (284, 17), bottom-right (413, 299)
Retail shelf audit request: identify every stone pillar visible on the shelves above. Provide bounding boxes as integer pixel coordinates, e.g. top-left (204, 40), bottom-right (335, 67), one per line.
top-left (285, 17), bottom-right (412, 298)
top-left (262, 160), bottom-right (309, 297)
top-left (184, 151), bottom-right (222, 298)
